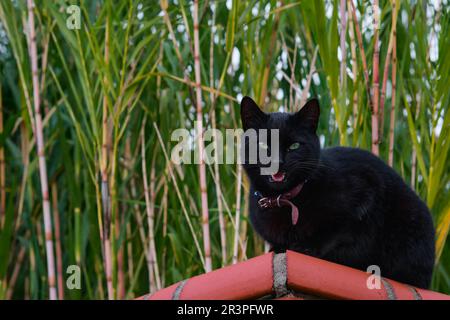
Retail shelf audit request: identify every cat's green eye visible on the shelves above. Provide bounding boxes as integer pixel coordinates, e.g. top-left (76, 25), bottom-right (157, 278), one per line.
top-left (258, 141), bottom-right (269, 150)
top-left (289, 142), bottom-right (300, 151)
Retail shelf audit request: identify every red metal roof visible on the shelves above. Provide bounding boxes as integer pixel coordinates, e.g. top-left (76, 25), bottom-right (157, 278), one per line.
top-left (137, 250), bottom-right (450, 300)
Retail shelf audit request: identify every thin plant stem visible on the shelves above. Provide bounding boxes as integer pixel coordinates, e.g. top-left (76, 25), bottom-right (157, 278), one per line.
top-left (126, 135), bottom-right (153, 291)
top-left (347, 0), bottom-right (358, 133)
top-left (100, 15), bottom-right (114, 300)
top-left (350, 1), bottom-right (373, 111)
top-left (371, 0), bottom-right (380, 155)
top-left (193, 0), bottom-right (212, 272)
top-left (288, 42), bottom-right (298, 111)
top-left (388, 40), bottom-right (397, 167)
top-left (6, 246), bottom-right (25, 299)
top-left (300, 47), bottom-right (319, 109)
top-left (160, 0), bottom-right (197, 107)
top-left (209, 3), bottom-right (227, 266)
top-left (126, 222), bottom-right (134, 285)
top-left (141, 131), bottom-right (161, 291)
top-left (232, 164), bottom-right (243, 264)
top-left (206, 161), bottom-right (247, 258)
top-left (379, 0), bottom-right (399, 143)
top-left (6, 232), bottom-right (29, 299)
top-left (130, 176), bottom-right (153, 291)
top-left (27, 0), bottom-right (57, 300)
top-left (339, 0), bottom-right (347, 87)
top-left (153, 122), bottom-right (206, 270)
top-left (51, 183), bottom-right (64, 300)
top-left (16, 128), bottom-right (30, 231)
top-left (411, 93), bottom-right (421, 189)
top-left (116, 211), bottom-right (125, 299)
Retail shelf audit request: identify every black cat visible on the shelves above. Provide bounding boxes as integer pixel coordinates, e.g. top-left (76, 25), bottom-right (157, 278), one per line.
top-left (240, 96), bottom-right (435, 289)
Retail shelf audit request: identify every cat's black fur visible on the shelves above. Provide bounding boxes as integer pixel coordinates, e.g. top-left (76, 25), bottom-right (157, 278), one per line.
top-left (241, 96), bottom-right (435, 289)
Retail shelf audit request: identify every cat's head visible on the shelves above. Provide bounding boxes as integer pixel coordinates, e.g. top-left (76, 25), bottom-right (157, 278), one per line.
top-left (240, 96), bottom-right (320, 195)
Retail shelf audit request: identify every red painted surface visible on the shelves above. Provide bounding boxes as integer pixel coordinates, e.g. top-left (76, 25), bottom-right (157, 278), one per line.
top-left (139, 250), bottom-right (450, 300)
top-left (285, 250), bottom-right (447, 300)
top-left (145, 253), bottom-right (273, 300)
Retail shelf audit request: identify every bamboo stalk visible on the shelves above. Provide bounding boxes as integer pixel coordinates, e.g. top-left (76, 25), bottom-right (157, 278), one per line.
top-left (124, 130), bottom-right (135, 288)
top-left (379, 0), bottom-right (399, 143)
top-left (339, 0), bottom-right (347, 87)
top-left (116, 213), bottom-right (125, 299)
top-left (51, 183), bottom-right (64, 300)
top-left (349, 1), bottom-right (373, 111)
top-left (95, 261), bottom-right (105, 299)
top-left (379, 53), bottom-right (391, 140)
top-left (347, 0), bottom-right (358, 133)
top-left (209, 3), bottom-right (227, 266)
top-left (141, 131), bottom-right (161, 290)
top-left (126, 221), bottom-right (134, 284)
top-left (193, 0), bottom-right (212, 272)
top-left (26, 0), bottom-right (57, 300)
top-left (371, 0), bottom-right (380, 155)
top-left (140, 151), bottom-right (157, 292)
top-left (28, 248), bottom-right (35, 300)
top-left (411, 93), bottom-right (421, 189)
top-left (16, 127), bottom-right (30, 231)
top-left (388, 40), bottom-right (397, 167)
top-left (111, 137), bottom-right (124, 299)
top-left (111, 135), bottom-right (124, 299)
top-left (39, 31), bottom-right (50, 93)
top-left (122, 138), bottom-right (135, 287)
top-left (100, 14), bottom-right (114, 300)
top-left (103, 238), bottom-right (113, 299)
top-left (160, 180), bottom-right (168, 287)
top-left (149, 155), bottom-right (161, 289)
top-left (232, 164), bottom-right (243, 264)
top-left (290, 43), bottom-right (298, 112)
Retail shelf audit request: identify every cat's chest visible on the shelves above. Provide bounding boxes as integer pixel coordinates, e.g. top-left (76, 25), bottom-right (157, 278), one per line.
top-left (249, 194), bottom-right (318, 243)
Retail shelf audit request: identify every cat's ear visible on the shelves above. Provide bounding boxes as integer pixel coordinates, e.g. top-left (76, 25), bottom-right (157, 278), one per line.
top-left (295, 98), bottom-right (320, 132)
top-left (240, 96), bottom-right (268, 130)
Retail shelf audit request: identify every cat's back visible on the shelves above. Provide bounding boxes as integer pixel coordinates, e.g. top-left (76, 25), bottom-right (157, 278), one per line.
top-left (321, 146), bottom-right (434, 250)
top-left (319, 146), bottom-right (429, 213)
top-left (321, 146), bottom-right (389, 171)
top-left (319, 147), bottom-right (434, 288)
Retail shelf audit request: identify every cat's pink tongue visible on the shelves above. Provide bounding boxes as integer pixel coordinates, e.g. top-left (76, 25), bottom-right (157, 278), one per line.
top-left (291, 209), bottom-right (299, 225)
top-left (271, 171), bottom-right (285, 182)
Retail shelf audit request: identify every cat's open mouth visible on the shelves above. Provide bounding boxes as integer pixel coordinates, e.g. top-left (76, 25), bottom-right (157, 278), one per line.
top-left (269, 171), bottom-right (286, 183)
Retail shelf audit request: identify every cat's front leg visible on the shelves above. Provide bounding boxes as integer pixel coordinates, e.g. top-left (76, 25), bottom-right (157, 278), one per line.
top-left (321, 232), bottom-right (355, 257)
top-left (309, 232), bottom-right (355, 260)
top-left (288, 243), bottom-right (316, 256)
top-left (269, 244), bottom-right (286, 253)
